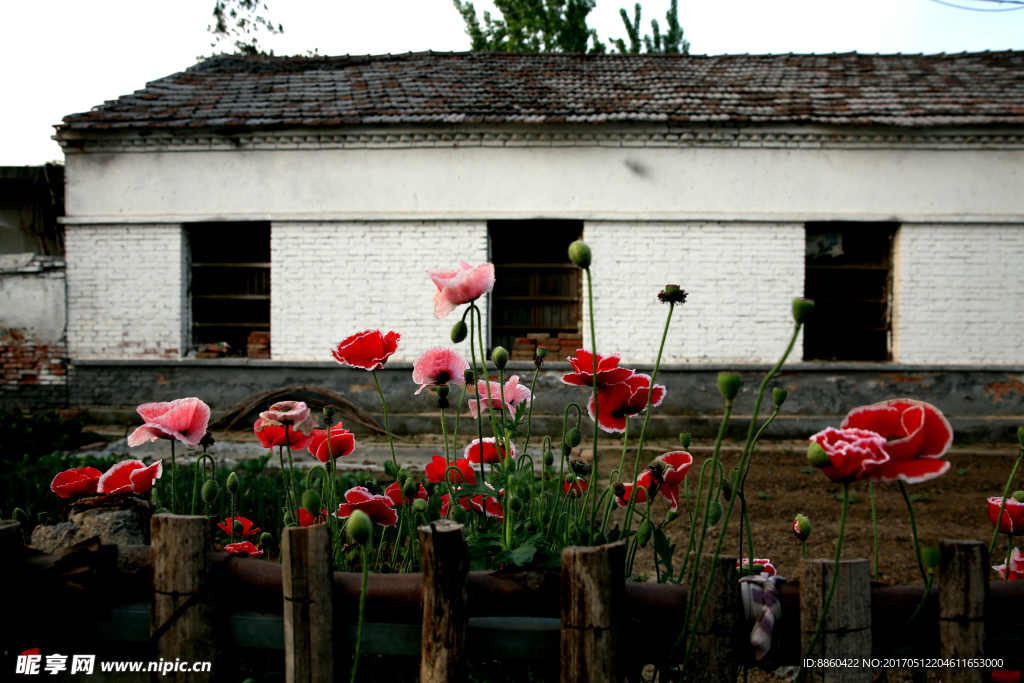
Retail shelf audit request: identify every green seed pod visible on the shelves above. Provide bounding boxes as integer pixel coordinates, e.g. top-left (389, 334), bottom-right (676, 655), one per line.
top-left (402, 481), bottom-right (418, 500)
top-left (412, 498), bottom-right (428, 513)
top-left (568, 240), bottom-right (592, 269)
top-left (566, 428), bottom-right (583, 448)
top-left (636, 520), bottom-right (653, 548)
top-left (773, 387), bottom-right (788, 407)
top-left (283, 511), bottom-right (295, 527)
top-left (464, 368), bottom-right (475, 384)
top-left (346, 509), bottom-right (373, 545)
top-left (665, 510), bottom-right (680, 524)
top-left (451, 320), bottom-right (468, 343)
top-left (707, 501), bottom-right (724, 526)
top-left (226, 472), bottom-right (240, 494)
top-left (792, 298), bottom-right (815, 324)
top-left (679, 432), bottom-right (692, 449)
top-left (717, 373), bottom-right (742, 402)
top-left (201, 479), bottom-right (220, 503)
top-left (1012, 490), bottom-right (1024, 503)
top-left (807, 442), bottom-right (832, 468)
top-left (452, 508), bottom-right (467, 524)
top-left (543, 450), bottom-right (555, 467)
top-left (510, 498), bottom-right (524, 513)
top-left (921, 546), bottom-right (941, 573)
top-left (492, 346), bottom-right (509, 369)
top-left (233, 520), bottom-right (244, 535)
top-left (259, 532), bottom-right (273, 546)
top-left (564, 472), bottom-right (576, 483)
top-left (793, 513), bottom-right (812, 542)
top-left (436, 385), bottom-right (450, 399)
top-left (302, 489), bottom-right (322, 518)
top-left (523, 519), bottom-right (537, 534)
top-left (322, 404), bottom-right (336, 419)
top-left (535, 346), bottom-right (548, 358)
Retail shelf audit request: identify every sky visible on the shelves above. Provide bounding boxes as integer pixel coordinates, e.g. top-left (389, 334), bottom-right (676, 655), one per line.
top-left (3, 0), bottom-right (1024, 166)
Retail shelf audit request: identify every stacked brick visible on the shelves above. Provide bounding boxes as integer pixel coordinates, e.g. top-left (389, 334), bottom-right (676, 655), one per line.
top-left (1, 329), bottom-right (67, 388)
top-left (247, 331), bottom-right (270, 359)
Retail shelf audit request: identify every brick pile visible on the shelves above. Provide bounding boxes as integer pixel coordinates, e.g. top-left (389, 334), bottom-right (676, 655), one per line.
top-left (247, 331), bottom-right (270, 359)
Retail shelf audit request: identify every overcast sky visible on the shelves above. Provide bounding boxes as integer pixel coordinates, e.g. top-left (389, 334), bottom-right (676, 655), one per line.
top-left (4, 0), bottom-right (1024, 165)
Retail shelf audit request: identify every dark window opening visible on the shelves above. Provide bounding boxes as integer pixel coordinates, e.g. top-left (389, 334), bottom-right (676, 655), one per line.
top-left (187, 223), bottom-right (271, 358)
top-left (803, 222), bottom-right (897, 361)
top-left (489, 221), bottom-right (583, 360)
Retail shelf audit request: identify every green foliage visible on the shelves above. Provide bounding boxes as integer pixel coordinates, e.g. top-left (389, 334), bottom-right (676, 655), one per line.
top-left (611, 0), bottom-right (689, 55)
top-left (452, 0), bottom-right (607, 53)
top-left (0, 408), bottom-right (94, 460)
top-left (208, 0), bottom-right (283, 56)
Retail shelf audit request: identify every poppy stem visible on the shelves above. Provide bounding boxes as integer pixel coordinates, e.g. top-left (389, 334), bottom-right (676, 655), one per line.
top-left (898, 480), bottom-right (927, 584)
top-left (285, 424), bottom-right (299, 523)
top-left (522, 363), bottom-right (541, 458)
top-left (467, 304), bottom-right (487, 497)
top-left (190, 444), bottom-right (207, 515)
top-left (452, 383), bottom-right (468, 460)
top-left (351, 538), bottom-right (370, 683)
top-left (498, 367), bottom-right (513, 552)
top-left (906, 570), bottom-right (935, 624)
top-left (600, 417), bottom-right (630, 537)
top-left (371, 369), bottom-right (399, 476)
top-left (229, 494), bottom-right (235, 544)
top-left (989, 446), bottom-right (1023, 555)
top-left (440, 406), bottom-right (450, 464)
top-left (869, 482), bottom-right (880, 581)
top-left (585, 267), bottom-right (600, 518)
top-left (170, 439), bottom-right (176, 514)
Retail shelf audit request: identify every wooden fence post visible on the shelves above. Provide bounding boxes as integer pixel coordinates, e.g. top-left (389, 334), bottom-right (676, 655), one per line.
top-left (939, 539), bottom-right (988, 683)
top-left (419, 520), bottom-right (469, 683)
top-left (282, 523), bottom-right (334, 683)
top-left (800, 558), bottom-right (871, 683)
top-left (689, 553), bottom-right (741, 683)
top-left (0, 520), bottom-right (21, 653)
top-left (561, 542), bottom-right (625, 683)
top-left (151, 514), bottom-right (216, 682)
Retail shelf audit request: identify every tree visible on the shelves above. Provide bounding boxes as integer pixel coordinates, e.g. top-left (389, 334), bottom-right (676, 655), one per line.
top-left (611, 0), bottom-right (689, 55)
top-left (452, 0), bottom-right (607, 53)
top-left (208, 0), bottom-right (283, 56)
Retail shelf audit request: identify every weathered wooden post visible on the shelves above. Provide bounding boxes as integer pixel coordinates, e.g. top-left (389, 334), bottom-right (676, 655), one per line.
top-left (151, 514), bottom-right (216, 682)
top-left (0, 520), bottom-right (21, 652)
top-left (419, 520), bottom-right (469, 683)
top-left (939, 539), bottom-right (988, 683)
top-left (800, 558), bottom-right (871, 683)
top-left (282, 523), bottom-right (334, 683)
top-left (561, 542), bottom-right (625, 683)
top-left (689, 553), bottom-right (741, 683)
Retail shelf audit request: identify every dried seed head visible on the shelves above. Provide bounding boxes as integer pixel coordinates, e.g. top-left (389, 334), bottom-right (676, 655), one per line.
top-left (570, 458), bottom-right (592, 477)
top-left (657, 284), bottom-right (688, 305)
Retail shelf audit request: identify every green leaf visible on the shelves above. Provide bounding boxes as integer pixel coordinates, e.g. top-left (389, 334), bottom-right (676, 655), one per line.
top-left (652, 528), bottom-right (676, 579)
top-left (799, 467), bottom-right (814, 475)
top-left (452, 483), bottom-right (499, 499)
top-left (493, 542), bottom-right (537, 567)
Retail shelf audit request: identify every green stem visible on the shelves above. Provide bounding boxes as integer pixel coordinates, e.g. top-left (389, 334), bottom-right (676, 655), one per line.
top-left (190, 444), bottom-right (207, 515)
top-left (869, 482), bottom-right (880, 582)
top-left (372, 370), bottom-right (398, 475)
top-left (452, 383), bottom-right (468, 458)
top-left (351, 539), bottom-right (371, 683)
top-left (800, 483), bottom-right (851, 667)
top-left (229, 493), bottom-right (235, 544)
top-left (523, 363), bottom-right (541, 457)
top-left (906, 571), bottom-right (934, 625)
top-left (899, 480), bottom-right (927, 584)
top-left (585, 268), bottom-right (600, 515)
top-left (170, 439), bottom-right (176, 514)
top-left (467, 304), bottom-right (487, 498)
top-left (989, 446), bottom-right (1023, 555)
top-left (440, 406), bottom-right (450, 464)
top-left (285, 424), bottom-right (299, 522)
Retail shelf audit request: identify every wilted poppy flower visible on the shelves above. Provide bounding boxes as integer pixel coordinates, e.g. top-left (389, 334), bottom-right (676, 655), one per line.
top-left (336, 486), bottom-right (398, 526)
top-left (127, 397), bottom-right (211, 448)
top-left (588, 373), bottom-right (667, 434)
top-left (465, 437), bottom-right (516, 464)
top-left (224, 541), bottom-right (264, 556)
top-left (307, 424), bottom-right (356, 462)
top-left (615, 471), bottom-right (652, 507)
top-left (425, 456), bottom-right (477, 485)
top-left (988, 496), bottom-right (1024, 536)
top-left (385, 481), bottom-right (428, 506)
top-left (468, 375), bottom-right (533, 419)
top-left (649, 451), bottom-right (693, 512)
top-left (217, 516), bottom-right (261, 539)
top-left (332, 329), bottom-right (401, 370)
top-left (738, 558), bottom-right (777, 576)
top-left (564, 477), bottom-right (588, 498)
top-left (808, 428), bottom-right (890, 484)
top-left (561, 350), bottom-right (635, 388)
top-left (426, 259), bottom-right (496, 319)
top-left (298, 508), bottom-right (329, 526)
top-left (413, 346), bottom-right (470, 394)
top-left (97, 459), bottom-right (163, 495)
top-left (50, 467), bottom-right (102, 498)
top-left (841, 400), bottom-right (953, 483)
top-left (441, 484), bottom-right (503, 520)
top-left (993, 547), bottom-right (1024, 580)
top-left (256, 401), bottom-right (318, 436)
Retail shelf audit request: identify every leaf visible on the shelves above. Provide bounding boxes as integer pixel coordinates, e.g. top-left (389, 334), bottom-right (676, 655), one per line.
top-left (799, 467), bottom-right (814, 475)
top-left (652, 528), bottom-right (676, 579)
top-left (452, 483), bottom-right (499, 499)
top-left (493, 542), bottom-right (537, 567)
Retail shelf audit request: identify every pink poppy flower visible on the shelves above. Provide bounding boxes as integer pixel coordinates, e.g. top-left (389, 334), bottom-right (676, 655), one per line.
top-left (425, 456), bottom-right (477, 485)
top-left (385, 481), bottom-right (428, 507)
top-left (588, 373), bottom-right (667, 434)
top-left (50, 467), bottom-right (102, 498)
top-left (307, 424), bottom-right (356, 462)
top-left (564, 477), bottom-right (588, 498)
top-left (127, 397), bottom-right (211, 449)
top-left (336, 486), bottom-right (398, 526)
top-left (993, 547), bottom-right (1024, 581)
top-left (808, 428), bottom-right (891, 484)
top-left (412, 346), bottom-right (469, 394)
top-left (465, 437), bottom-right (516, 464)
top-left (988, 497), bottom-right (1024, 536)
top-left (224, 541), bottom-right (264, 556)
top-left (97, 459), bottom-right (163, 495)
top-left (738, 558), bottom-right (777, 576)
top-left (298, 508), bottom-right (329, 526)
top-left (561, 350), bottom-right (635, 388)
top-left (840, 399), bottom-right (953, 483)
top-left (332, 329), bottom-right (401, 370)
top-left (426, 259), bottom-right (496, 319)
top-left (468, 375), bottom-right (533, 418)
top-left (256, 401), bottom-right (318, 436)
top-left (650, 451), bottom-right (693, 512)
top-left (217, 516), bottom-right (261, 539)
top-left (441, 484), bottom-right (503, 520)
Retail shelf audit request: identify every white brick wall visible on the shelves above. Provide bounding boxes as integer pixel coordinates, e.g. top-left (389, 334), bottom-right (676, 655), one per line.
top-left (894, 224), bottom-right (1024, 364)
top-left (584, 222), bottom-right (805, 364)
top-left (271, 222), bottom-right (488, 362)
top-left (66, 225), bottom-right (186, 359)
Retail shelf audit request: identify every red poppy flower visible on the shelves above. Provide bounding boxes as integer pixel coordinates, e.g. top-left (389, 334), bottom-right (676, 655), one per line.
top-left (307, 424), bottom-right (355, 462)
top-left (425, 456), bottom-right (477, 485)
top-left (224, 541), bottom-right (264, 556)
top-left (808, 428), bottom-right (890, 484)
top-left (615, 470), bottom-right (652, 507)
top-left (564, 477), bottom-right (588, 498)
top-left (650, 451), bottom-right (693, 512)
top-left (426, 259), bottom-right (496, 319)
top-left (738, 558), bottom-right (777, 576)
top-left (988, 497), bottom-right (1024, 536)
top-left (332, 329), bottom-right (401, 370)
top-left (841, 400), bottom-right (953, 483)
top-left (253, 414), bottom-right (315, 450)
top-left (561, 350), bottom-right (635, 388)
top-left (468, 375), bottom-right (533, 419)
top-left (336, 486), bottom-right (398, 526)
top-left (256, 400), bottom-right (318, 437)
top-left (127, 397), bottom-right (211, 448)
top-left (385, 481), bottom-right (428, 506)
top-left (993, 547), bottom-right (1024, 581)
top-left (297, 508), bottom-right (329, 526)
top-left (441, 484), bottom-right (503, 520)
top-left (588, 373), bottom-right (667, 434)
top-left (97, 459), bottom-right (163, 495)
top-left (412, 346), bottom-right (469, 395)
top-left (992, 671), bottom-right (1024, 683)
top-left (465, 437), bottom-right (516, 464)
top-left (50, 467), bottom-right (102, 498)
top-left (217, 516), bottom-right (261, 539)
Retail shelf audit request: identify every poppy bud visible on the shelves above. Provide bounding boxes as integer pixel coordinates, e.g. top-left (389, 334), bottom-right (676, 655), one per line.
top-left (792, 298), bottom-right (815, 324)
top-left (302, 489), bottom-right (322, 517)
top-left (807, 441), bottom-right (832, 468)
top-left (1012, 490), bottom-right (1024, 503)
top-left (383, 460), bottom-right (399, 478)
top-left (437, 385), bottom-right (450, 399)
top-left (492, 346), bottom-right (509, 369)
top-left (200, 432), bottom-right (216, 447)
top-left (12, 508), bottom-right (29, 524)
top-left (665, 510), bottom-right (680, 523)
top-left (346, 509), bottom-right (373, 545)
top-left (226, 472), bottom-right (240, 494)
top-left (510, 498), bottom-right (524, 513)
top-left (773, 388), bottom-right (788, 407)
top-left (562, 442), bottom-right (572, 457)
top-left (721, 479), bottom-right (734, 501)
top-left (451, 320), bottom-right (468, 343)
top-left (565, 472), bottom-right (576, 483)
top-left (921, 546), bottom-right (941, 573)
top-left (543, 450), bottom-right (555, 467)
top-left (707, 501), bottom-right (724, 526)
top-left (402, 481), bottom-right (418, 501)
top-left (679, 432), bottom-right (691, 449)
top-left (793, 513), bottom-right (812, 542)
top-left (259, 531), bottom-right (273, 546)
top-left (363, 480), bottom-right (379, 494)
top-left (568, 240), bottom-right (592, 269)
top-left (566, 428), bottom-right (582, 448)
top-left (322, 405), bottom-right (336, 419)
top-left (452, 508), bottom-right (467, 524)
top-left (413, 498), bottom-right (428, 513)
top-left (523, 519), bottom-right (537, 534)
top-left (718, 373), bottom-right (742, 402)
top-left (283, 511), bottom-right (295, 526)
top-left (637, 520), bottom-right (652, 548)
top-left (535, 346), bottom-right (547, 358)
top-left (233, 520), bottom-right (244, 535)
top-left (570, 458), bottom-right (592, 477)
top-left (464, 369), bottom-right (475, 384)
top-left (751, 563), bottom-right (764, 575)
top-left (201, 479), bottom-right (220, 503)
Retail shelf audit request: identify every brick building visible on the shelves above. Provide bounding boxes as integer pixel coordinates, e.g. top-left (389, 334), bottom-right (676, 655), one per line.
top-left (47, 51), bottom-right (1024, 439)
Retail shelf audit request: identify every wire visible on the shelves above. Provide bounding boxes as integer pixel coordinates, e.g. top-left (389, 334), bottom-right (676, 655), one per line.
top-left (927, 0), bottom-right (1024, 10)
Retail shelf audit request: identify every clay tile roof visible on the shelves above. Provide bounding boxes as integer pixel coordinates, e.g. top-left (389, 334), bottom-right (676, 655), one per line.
top-left (58, 50), bottom-right (1024, 132)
